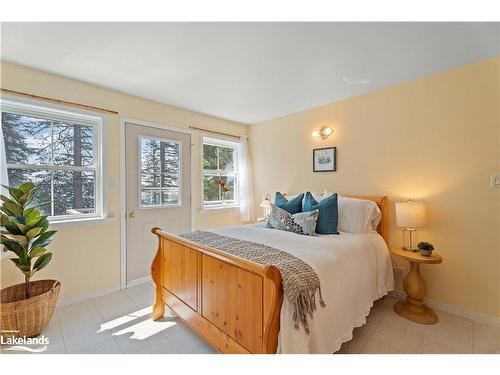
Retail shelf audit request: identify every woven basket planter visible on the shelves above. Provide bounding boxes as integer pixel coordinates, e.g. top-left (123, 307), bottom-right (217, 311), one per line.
top-left (1, 279), bottom-right (60, 338)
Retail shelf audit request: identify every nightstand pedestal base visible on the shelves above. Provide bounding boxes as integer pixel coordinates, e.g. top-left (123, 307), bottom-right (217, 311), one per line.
top-left (390, 248), bottom-right (442, 325)
top-left (394, 300), bottom-right (438, 324)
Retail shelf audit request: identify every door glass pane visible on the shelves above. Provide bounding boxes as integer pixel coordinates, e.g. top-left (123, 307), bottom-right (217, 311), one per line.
top-left (140, 137), bottom-right (161, 189)
top-left (161, 190), bottom-right (179, 205)
top-left (139, 136), bottom-right (181, 207)
top-left (141, 189), bottom-right (161, 206)
top-left (2, 112), bottom-right (52, 165)
top-left (161, 141), bottom-right (180, 189)
top-left (53, 122), bottom-right (94, 167)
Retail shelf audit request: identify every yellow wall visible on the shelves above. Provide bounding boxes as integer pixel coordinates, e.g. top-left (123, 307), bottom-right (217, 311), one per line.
top-left (0, 61), bottom-right (248, 301)
top-left (250, 57), bottom-right (500, 318)
top-left (2, 58), bottom-right (499, 319)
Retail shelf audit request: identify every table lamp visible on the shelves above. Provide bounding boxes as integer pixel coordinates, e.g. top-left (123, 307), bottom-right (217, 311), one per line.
top-left (395, 200), bottom-right (426, 251)
top-left (259, 194), bottom-right (271, 219)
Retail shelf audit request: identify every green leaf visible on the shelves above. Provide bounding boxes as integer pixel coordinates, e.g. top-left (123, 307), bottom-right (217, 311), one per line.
top-left (11, 258), bottom-right (31, 272)
top-left (8, 187), bottom-right (23, 202)
top-left (1, 205), bottom-right (17, 217)
top-left (35, 217), bottom-right (49, 232)
top-left (0, 195), bottom-right (16, 205)
top-left (26, 227), bottom-right (42, 240)
top-left (29, 247), bottom-right (46, 258)
top-left (1, 213), bottom-right (11, 226)
top-left (2, 202), bottom-right (22, 217)
top-left (14, 222), bottom-right (29, 234)
top-left (31, 230), bottom-right (57, 248)
top-left (13, 235), bottom-right (28, 247)
top-left (0, 237), bottom-right (25, 257)
top-left (18, 188), bottom-right (38, 206)
top-left (3, 221), bottom-right (23, 235)
top-left (33, 252), bottom-right (52, 271)
top-left (24, 208), bottom-right (42, 228)
top-left (18, 183), bottom-right (35, 194)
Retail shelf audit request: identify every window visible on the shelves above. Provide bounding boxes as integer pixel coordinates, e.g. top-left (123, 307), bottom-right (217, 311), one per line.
top-left (139, 135), bottom-right (181, 207)
top-left (1, 99), bottom-right (103, 222)
top-left (202, 137), bottom-right (239, 209)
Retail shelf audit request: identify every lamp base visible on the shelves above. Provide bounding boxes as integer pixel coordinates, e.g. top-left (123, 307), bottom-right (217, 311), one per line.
top-left (402, 228), bottom-right (419, 251)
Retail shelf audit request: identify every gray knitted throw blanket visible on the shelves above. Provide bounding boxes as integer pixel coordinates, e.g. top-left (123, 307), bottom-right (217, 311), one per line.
top-left (178, 230), bottom-right (325, 334)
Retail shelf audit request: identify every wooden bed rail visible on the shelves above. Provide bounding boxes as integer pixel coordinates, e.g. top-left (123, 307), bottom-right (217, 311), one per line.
top-left (151, 227), bottom-right (283, 354)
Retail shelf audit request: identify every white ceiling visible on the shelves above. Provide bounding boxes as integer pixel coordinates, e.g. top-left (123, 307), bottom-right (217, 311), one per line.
top-left (1, 22), bottom-right (499, 124)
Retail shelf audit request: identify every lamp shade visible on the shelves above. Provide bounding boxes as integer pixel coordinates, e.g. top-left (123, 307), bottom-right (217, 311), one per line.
top-left (395, 201), bottom-right (426, 228)
top-left (260, 194), bottom-right (271, 208)
top-left (260, 200), bottom-right (271, 208)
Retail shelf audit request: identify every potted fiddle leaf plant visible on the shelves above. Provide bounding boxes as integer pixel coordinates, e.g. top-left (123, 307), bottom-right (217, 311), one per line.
top-left (0, 182), bottom-right (60, 338)
top-left (417, 241), bottom-right (435, 257)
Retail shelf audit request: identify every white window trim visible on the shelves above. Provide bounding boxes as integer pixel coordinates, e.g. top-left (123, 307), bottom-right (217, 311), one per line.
top-left (0, 97), bottom-right (107, 224)
top-left (138, 134), bottom-right (182, 209)
top-left (201, 136), bottom-right (240, 210)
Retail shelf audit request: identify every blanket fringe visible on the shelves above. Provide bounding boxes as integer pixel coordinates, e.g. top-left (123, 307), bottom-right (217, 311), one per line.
top-left (292, 286), bottom-right (326, 335)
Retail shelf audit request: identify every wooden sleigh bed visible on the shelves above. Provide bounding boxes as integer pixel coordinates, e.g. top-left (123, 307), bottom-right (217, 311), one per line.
top-left (151, 195), bottom-right (388, 354)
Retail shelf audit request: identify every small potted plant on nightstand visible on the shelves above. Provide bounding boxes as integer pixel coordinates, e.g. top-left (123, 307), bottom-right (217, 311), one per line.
top-left (417, 241), bottom-right (434, 256)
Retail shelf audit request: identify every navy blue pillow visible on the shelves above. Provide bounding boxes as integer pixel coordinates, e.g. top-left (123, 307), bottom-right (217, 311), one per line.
top-left (303, 192), bottom-right (339, 234)
top-left (274, 192), bottom-right (304, 214)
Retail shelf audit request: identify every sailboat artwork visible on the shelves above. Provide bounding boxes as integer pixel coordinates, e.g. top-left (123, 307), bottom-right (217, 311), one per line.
top-left (313, 147), bottom-right (336, 172)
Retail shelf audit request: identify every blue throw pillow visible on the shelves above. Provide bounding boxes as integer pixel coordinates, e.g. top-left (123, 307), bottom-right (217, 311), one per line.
top-left (303, 192), bottom-right (339, 234)
top-left (267, 192), bottom-right (304, 228)
top-left (274, 192), bottom-right (304, 214)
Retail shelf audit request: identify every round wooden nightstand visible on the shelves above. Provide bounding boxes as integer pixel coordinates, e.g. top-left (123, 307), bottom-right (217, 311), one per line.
top-left (390, 247), bottom-right (443, 324)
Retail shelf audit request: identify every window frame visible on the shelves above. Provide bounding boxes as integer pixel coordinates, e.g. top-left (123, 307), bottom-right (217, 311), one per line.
top-left (1, 98), bottom-right (105, 223)
top-left (138, 134), bottom-right (182, 209)
top-left (201, 136), bottom-right (239, 210)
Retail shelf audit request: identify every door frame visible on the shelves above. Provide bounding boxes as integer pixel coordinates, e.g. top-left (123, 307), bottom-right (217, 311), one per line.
top-left (119, 117), bottom-right (194, 289)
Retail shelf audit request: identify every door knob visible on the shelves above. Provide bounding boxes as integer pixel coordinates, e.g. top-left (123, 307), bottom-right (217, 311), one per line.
top-left (128, 212), bottom-right (136, 219)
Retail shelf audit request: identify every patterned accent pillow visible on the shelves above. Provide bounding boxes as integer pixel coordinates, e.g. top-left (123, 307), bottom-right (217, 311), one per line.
top-left (267, 204), bottom-right (319, 236)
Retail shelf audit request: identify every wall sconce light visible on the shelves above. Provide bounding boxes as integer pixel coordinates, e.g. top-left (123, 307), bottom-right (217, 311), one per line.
top-left (312, 126), bottom-right (334, 139)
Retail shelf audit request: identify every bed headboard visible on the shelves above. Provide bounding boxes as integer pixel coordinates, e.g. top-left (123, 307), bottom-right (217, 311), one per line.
top-left (281, 193), bottom-right (389, 244)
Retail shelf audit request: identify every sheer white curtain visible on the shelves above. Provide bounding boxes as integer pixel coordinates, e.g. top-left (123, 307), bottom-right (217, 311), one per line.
top-left (0, 124), bottom-right (8, 193)
top-left (238, 136), bottom-right (254, 222)
top-left (0, 125), bottom-right (9, 260)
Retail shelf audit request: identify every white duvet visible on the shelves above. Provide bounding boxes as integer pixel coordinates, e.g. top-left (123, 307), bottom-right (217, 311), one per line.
top-left (211, 223), bottom-right (394, 354)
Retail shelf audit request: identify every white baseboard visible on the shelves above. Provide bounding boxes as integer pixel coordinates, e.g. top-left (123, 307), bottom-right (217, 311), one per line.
top-left (125, 276), bottom-right (152, 288)
top-left (56, 277), bottom-right (152, 309)
top-left (57, 284), bottom-right (121, 309)
top-left (389, 290), bottom-right (500, 328)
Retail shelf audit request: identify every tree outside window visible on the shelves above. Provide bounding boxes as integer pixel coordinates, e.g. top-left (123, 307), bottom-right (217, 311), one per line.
top-left (1, 102), bottom-right (102, 221)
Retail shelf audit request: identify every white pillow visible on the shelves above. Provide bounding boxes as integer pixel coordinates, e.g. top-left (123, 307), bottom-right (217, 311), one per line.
top-left (337, 196), bottom-right (381, 234)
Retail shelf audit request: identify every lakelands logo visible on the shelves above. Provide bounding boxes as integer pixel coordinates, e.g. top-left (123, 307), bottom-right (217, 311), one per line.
top-left (1, 330), bottom-right (50, 353)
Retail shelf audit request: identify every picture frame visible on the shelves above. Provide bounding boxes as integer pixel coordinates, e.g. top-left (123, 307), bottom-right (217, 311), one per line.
top-left (313, 147), bottom-right (336, 172)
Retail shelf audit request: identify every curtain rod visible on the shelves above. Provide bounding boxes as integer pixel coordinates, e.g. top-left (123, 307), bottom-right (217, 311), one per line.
top-left (189, 126), bottom-right (242, 140)
top-left (1, 88), bottom-right (119, 115)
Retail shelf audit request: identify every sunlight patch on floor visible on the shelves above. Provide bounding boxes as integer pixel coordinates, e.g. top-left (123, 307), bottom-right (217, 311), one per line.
top-left (112, 319), bottom-right (177, 340)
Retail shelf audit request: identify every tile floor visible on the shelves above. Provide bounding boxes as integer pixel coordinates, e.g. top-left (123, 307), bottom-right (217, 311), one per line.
top-left (337, 296), bottom-right (500, 354)
top-left (1, 282), bottom-right (499, 354)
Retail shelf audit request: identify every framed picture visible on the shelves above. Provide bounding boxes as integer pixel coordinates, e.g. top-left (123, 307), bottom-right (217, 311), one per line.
top-left (313, 147), bottom-right (336, 172)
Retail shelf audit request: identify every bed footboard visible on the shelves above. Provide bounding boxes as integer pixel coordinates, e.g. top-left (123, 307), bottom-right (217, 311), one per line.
top-left (151, 227), bottom-right (283, 354)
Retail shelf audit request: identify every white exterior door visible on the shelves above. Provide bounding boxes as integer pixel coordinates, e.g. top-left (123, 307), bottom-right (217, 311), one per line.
top-left (125, 122), bottom-right (191, 284)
